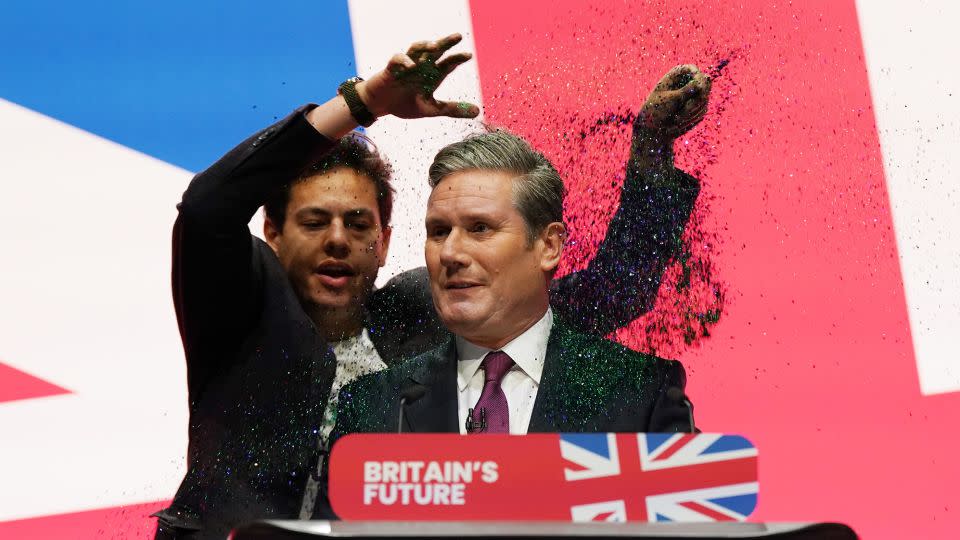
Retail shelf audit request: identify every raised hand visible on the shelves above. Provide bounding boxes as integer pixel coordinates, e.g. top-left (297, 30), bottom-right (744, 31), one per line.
top-left (356, 33), bottom-right (481, 120)
top-left (637, 65), bottom-right (711, 140)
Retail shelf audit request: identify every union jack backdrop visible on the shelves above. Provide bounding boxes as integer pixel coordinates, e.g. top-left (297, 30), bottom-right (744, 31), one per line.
top-left (1, 0), bottom-right (958, 538)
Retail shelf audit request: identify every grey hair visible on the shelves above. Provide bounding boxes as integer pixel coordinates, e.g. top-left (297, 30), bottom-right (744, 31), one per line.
top-left (428, 129), bottom-right (566, 243)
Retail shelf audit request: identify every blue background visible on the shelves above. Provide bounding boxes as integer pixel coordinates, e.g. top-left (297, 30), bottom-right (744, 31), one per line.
top-left (0, 0), bottom-right (356, 171)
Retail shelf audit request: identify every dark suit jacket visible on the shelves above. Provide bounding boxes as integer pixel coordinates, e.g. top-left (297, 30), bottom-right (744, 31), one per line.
top-left (331, 319), bottom-right (692, 439)
top-left (155, 105), bottom-right (699, 539)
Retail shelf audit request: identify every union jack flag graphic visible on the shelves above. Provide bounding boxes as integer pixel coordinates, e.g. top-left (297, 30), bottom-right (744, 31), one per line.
top-left (561, 433), bottom-right (758, 523)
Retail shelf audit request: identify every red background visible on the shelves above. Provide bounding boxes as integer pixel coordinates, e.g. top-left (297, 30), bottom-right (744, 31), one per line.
top-left (469, 1), bottom-right (958, 538)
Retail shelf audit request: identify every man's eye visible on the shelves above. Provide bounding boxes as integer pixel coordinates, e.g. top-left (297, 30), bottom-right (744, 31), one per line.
top-left (303, 221), bottom-right (325, 229)
top-left (429, 227), bottom-right (450, 238)
top-left (348, 221), bottom-right (371, 231)
top-left (470, 223), bottom-right (490, 233)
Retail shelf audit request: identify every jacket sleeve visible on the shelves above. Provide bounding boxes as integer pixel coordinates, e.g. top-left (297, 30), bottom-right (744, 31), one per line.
top-left (172, 104), bottom-right (336, 399)
top-left (647, 359), bottom-right (697, 433)
top-left (549, 154), bottom-right (700, 337)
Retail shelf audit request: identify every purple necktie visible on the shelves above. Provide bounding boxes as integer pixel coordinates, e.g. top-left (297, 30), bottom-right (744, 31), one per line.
top-left (470, 351), bottom-right (515, 434)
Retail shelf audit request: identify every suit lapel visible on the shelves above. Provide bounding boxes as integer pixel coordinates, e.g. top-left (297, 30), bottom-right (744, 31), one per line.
top-left (528, 322), bottom-right (571, 432)
top-left (528, 321), bottom-right (619, 433)
top-left (402, 338), bottom-right (460, 433)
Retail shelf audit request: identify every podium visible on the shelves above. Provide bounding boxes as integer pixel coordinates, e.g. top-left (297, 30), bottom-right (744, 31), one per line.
top-left (229, 434), bottom-right (858, 539)
top-left (230, 521), bottom-right (859, 539)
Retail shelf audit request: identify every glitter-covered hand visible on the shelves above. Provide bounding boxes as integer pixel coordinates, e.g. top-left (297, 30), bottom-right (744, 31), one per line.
top-left (355, 33), bottom-right (480, 120)
top-left (638, 64), bottom-right (711, 139)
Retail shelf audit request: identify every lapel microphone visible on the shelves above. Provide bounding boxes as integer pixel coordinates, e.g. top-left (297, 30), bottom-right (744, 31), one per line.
top-left (398, 384), bottom-right (427, 434)
top-left (465, 407), bottom-right (487, 433)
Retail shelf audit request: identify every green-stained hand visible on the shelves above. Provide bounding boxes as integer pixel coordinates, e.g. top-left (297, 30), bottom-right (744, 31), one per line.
top-left (355, 33), bottom-right (481, 120)
top-left (637, 64), bottom-right (711, 140)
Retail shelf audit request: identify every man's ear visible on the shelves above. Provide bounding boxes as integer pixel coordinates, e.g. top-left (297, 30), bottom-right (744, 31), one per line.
top-left (264, 215), bottom-right (282, 255)
top-left (538, 222), bottom-right (566, 273)
top-left (377, 225), bottom-right (393, 267)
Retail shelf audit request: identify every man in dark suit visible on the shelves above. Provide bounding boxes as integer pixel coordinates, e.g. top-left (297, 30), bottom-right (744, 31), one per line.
top-left (331, 129), bottom-right (693, 443)
top-left (156, 32), bottom-right (709, 538)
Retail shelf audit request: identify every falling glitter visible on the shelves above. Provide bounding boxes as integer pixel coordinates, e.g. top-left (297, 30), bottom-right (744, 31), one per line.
top-left (556, 106), bottom-right (729, 359)
top-left (474, 7), bottom-right (748, 360)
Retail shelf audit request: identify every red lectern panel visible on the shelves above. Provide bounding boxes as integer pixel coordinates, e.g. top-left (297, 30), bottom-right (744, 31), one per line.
top-left (330, 433), bottom-right (758, 522)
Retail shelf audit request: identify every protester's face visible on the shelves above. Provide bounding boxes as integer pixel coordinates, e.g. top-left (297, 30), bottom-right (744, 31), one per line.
top-left (266, 167), bottom-right (390, 312)
top-left (425, 170), bottom-right (561, 348)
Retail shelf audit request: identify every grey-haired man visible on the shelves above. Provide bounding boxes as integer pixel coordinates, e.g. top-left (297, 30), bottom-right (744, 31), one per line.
top-left (332, 129), bottom-right (694, 446)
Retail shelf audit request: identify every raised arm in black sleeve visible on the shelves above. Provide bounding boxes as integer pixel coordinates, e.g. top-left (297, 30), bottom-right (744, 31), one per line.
top-left (172, 104), bottom-right (335, 400)
top-left (549, 62), bottom-right (712, 337)
top-left (549, 138), bottom-right (700, 336)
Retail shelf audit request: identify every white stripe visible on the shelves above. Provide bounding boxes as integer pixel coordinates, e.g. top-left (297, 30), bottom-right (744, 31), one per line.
top-left (641, 433), bottom-right (686, 460)
top-left (646, 482), bottom-right (758, 522)
top-left (562, 434), bottom-right (621, 481)
top-left (346, 0), bottom-right (485, 286)
top-left (0, 99), bottom-right (189, 520)
top-left (641, 435), bottom-right (757, 471)
top-left (856, 2), bottom-right (960, 395)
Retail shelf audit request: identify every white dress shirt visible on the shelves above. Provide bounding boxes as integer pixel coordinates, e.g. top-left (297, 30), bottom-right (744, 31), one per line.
top-left (456, 308), bottom-right (553, 435)
top-left (319, 328), bottom-right (386, 445)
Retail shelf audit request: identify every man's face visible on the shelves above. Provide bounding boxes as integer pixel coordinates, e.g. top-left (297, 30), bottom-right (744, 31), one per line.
top-left (425, 169), bottom-right (562, 348)
top-left (266, 167), bottom-right (391, 313)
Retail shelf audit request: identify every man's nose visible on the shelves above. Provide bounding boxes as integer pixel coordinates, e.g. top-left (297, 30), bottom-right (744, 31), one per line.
top-left (323, 220), bottom-right (350, 257)
top-left (439, 228), bottom-right (471, 269)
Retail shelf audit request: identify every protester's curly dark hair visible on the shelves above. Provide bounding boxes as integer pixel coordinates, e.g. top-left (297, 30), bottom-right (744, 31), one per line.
top-left (263, 132), bottom-right (395, 229)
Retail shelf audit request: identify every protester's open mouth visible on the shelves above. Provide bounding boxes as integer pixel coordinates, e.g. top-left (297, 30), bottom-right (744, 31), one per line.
top-left (445, 281), bottom-right (480, 290)
top-left (315, 261), bottom-right (355, 288)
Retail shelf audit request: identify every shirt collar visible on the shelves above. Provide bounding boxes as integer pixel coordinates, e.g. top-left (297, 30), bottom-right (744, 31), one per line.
top-left (456, 308), bottom-right (553, 391)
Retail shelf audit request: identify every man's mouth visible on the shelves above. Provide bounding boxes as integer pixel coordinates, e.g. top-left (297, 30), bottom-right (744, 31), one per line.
top-left (315, 261), bottom-right (356, 288)
top-left (445, 281), bottom-right (480, 290)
